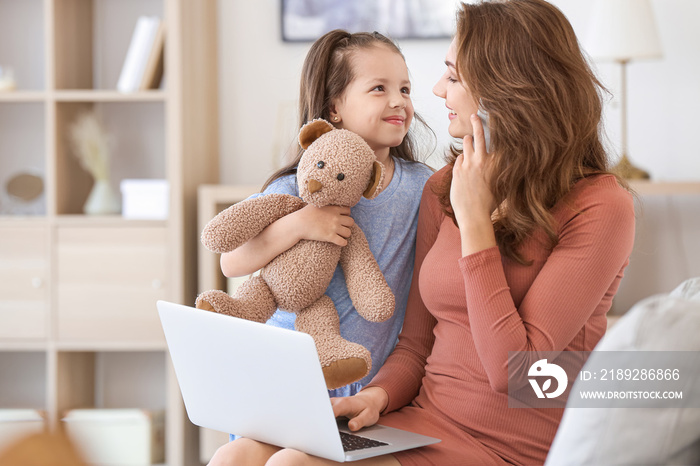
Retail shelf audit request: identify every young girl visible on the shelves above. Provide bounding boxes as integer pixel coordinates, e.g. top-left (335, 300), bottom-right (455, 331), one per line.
top-left (217, 30), bottom-right (433, 401)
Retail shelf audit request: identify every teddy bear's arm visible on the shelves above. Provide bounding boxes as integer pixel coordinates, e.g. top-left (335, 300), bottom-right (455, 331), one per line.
top-left (201, 194), bottom-right (306, 253)
top-left (339, 223), bottom-right (395, 323)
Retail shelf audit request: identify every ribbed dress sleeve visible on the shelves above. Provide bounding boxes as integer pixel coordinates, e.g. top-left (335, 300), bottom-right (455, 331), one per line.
top-left (365, 170), bottom-right (446, 413)
top-left (459, 178), bottom-right (635, 393)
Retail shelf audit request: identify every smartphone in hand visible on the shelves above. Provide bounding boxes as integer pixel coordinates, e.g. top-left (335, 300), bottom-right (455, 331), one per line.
top-left (476, 108), bottom-right (491, 153)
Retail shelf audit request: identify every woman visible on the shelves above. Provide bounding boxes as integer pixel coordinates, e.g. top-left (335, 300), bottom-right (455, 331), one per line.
top-left (218, 1), bottom-right (635, 464)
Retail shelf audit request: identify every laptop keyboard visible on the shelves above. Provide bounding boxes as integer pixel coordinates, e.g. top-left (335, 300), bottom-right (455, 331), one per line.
top-left (339, 431), bottom-right (389, 452)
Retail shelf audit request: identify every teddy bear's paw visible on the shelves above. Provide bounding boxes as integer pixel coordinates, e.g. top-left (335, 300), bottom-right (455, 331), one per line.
top-left (317, 338), bottom-right (372, 389)
top-left (356, 300), bottom-right (394, 323)
top-left (195, 290), bottom-right (238, 316)
top-left (352, 285), bottom-right (395, 323)
top-left (323, 357), bottom-right (370, 390)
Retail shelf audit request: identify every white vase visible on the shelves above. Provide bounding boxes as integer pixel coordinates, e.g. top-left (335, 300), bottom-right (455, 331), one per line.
top-left (84, 179), bottom-right (121, 215)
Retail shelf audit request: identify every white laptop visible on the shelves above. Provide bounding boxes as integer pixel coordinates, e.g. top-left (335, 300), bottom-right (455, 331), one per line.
top-left (157, 300), bottom-right (440, 462)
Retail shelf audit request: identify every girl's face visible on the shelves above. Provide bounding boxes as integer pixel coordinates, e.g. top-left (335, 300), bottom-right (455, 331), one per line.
top-left (330, 45), bottom-right (414, 158)
top-left (433, 39), bottom-right (479, 139)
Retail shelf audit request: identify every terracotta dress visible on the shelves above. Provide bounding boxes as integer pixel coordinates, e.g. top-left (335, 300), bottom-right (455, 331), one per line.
top-left (366, 170), bottom-right (635, 465)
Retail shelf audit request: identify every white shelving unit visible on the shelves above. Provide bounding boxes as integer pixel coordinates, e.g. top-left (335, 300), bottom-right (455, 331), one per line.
top-left (0, 1), bottom-right (219, 464)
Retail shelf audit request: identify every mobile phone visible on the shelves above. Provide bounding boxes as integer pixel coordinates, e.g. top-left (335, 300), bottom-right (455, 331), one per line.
top-left (476, 107), bottom-right (491, 153)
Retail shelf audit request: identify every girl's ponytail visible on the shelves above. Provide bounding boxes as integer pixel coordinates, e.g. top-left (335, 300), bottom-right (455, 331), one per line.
top-left (298, 30), bottom-right (351, 125)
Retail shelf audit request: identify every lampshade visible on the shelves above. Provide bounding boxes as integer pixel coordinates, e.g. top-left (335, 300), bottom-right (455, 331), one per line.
top-left (585, 0), bottom-right (663, 61)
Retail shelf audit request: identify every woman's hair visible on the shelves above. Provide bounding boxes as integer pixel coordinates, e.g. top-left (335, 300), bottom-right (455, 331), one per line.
top-left (262, 29), bottom-right (432, 190)
top-left (435, 0), bottom-right (626, 264)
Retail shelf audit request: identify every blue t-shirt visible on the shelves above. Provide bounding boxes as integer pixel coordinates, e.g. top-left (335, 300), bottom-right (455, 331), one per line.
top-left (251, 158), bottom-right (432, 396)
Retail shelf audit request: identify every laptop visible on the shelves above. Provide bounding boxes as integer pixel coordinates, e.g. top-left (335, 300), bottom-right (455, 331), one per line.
top-left (157, 300), bottom-right (440, 462)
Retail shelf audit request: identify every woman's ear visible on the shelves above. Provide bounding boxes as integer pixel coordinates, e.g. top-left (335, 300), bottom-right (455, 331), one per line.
top-left (363, 161), bottom-right (385, 199)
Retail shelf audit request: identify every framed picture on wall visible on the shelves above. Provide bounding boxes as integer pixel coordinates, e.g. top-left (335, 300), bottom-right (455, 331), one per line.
top-left (281, 0), bottom-right (460, 42)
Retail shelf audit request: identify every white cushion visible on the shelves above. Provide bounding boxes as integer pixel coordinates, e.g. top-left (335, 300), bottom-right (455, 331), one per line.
top-left (545, 278), bottom-right (700, 466)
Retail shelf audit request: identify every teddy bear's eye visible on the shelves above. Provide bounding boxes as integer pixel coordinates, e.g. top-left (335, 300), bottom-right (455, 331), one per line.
top-left (337, 173), bottom-right (345, 181)
top-left (317, 161), bottom-right (325, 169)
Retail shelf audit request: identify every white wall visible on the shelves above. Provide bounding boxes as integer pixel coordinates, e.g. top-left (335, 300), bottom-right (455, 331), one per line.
top-left (217, 0), bottom-right (700, 184)
top-left (216, 0), bottom-right (700, 309)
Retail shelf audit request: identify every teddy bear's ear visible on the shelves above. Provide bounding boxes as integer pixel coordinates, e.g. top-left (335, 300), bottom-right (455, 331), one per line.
top-left (363, 161), bottom-right (385, 199)
top-left (298, 119), bottom-right (335, 149)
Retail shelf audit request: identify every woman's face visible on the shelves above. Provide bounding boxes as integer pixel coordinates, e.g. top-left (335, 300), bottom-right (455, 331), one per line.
top-left (433, 39), bottom-right (479, 139)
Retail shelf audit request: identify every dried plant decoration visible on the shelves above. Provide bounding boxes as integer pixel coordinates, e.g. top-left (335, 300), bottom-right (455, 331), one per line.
top-left (68, 112), bottom-right (120, 214)
top-left (69, 112), bottom-right (113, 182)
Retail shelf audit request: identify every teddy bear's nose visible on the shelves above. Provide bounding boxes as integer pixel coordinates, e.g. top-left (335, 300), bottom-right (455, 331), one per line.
top-left (308, 179), bottom-right (323, 194)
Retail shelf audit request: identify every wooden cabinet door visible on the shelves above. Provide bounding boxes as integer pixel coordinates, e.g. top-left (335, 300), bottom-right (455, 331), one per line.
top-left (0, 225), bottom-right (49, 340)
top-left (56, 226), bottom-right (169, 343)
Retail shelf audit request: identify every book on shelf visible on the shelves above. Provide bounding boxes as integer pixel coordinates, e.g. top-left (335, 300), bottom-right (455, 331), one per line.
top-left (117, 16), bottom-right (165, 93)
top-left (139, 22), bottom-right (165, 91)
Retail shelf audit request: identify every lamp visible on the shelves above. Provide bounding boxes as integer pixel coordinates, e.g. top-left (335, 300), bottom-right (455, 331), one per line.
top-left (586, 0), bottom-right (663, 179)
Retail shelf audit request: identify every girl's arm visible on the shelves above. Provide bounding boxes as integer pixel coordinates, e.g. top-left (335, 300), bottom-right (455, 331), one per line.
top-left (332, 175), bottom-right (444, 430)
top-left (220, 204), bottom-right (355, 277)
top-left (360, 175), bottom-right (443, 412)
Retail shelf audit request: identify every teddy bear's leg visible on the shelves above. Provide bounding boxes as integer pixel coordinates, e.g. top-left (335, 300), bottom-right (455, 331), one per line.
top-left (295, 295), bottom-right (372, 390)
top-left (195, 275), bottom-right (277, 323)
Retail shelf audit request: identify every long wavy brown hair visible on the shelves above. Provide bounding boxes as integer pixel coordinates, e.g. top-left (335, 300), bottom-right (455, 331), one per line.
top-left (263, 29), bottom-right (432, 191)
top-left (435, 0), bottom-right (626, 264)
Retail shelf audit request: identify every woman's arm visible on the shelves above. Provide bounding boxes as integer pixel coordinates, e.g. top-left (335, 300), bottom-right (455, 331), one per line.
top-left (462, 183), bottom-right (635, 393)
top-left (449, 114), bottom-right (497, 257)
top-left (452, 116), bottom-right (635, 393)
top-left (220, 204), bottom-right (355, 277)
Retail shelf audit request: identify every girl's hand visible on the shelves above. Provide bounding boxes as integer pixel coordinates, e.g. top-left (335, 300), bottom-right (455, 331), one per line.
top-left (450, 114), bottom-right (497, 256)
top-left (331, 387), bottom-right (389, 431)
top-left (292, 204), bottom-right (354, 247)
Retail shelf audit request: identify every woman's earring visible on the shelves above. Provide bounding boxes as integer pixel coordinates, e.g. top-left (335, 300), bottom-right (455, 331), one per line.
top-left (333, 116), bottom-right (340, 122)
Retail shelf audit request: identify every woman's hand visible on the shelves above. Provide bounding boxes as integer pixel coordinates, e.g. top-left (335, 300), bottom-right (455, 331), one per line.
top-left (331, 387), bottom-right (389, 431)
top-left (292, 204), bottom-right (354, 247)
top-left (450, 114), bottom-right (497, 256)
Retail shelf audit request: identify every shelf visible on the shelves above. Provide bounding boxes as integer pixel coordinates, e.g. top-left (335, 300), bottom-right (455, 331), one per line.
top-left (53, 90), bottom-right (167, 102)
top-left (53, 0), bottom-right (165, 91)
top-left (53, 341), bottom-right (167, 352)
top-left (55, 351), bottom-right (167, 413)
top-left (55, 101), bottom-right (166, 215)
top-left (1, 91), bottom-right (167, 102)
top-left (629, 181), bottom-right (700, 196)
top-left (0, 216), bottom-right (48, 224)
top-left (0, 102), bottom-right (46, 216)
top-left (0, 341), bottom-right (48, 351)
top-left (0, 351), bottom-right (46, 409)
top-left (0, 0), bottom-right (45, 91)
top-left (53, 215), bottom-right (167, 228)
top-left (0, 92), bottom-right (47, 102)
top-left (0, 215), bottom-right (169, 226)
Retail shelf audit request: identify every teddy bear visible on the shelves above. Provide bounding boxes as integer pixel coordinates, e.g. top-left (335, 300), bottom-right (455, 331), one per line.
top-left (196, 119), bottom-right (395, 389)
